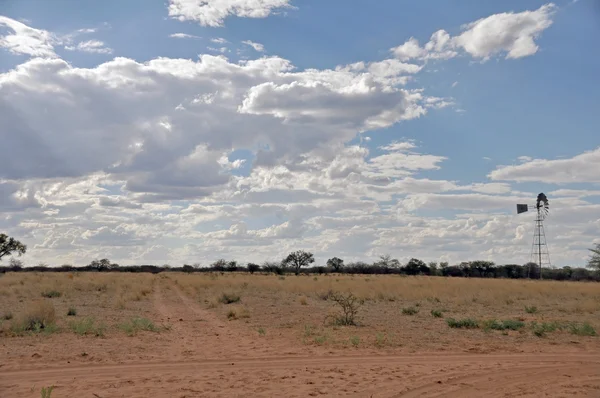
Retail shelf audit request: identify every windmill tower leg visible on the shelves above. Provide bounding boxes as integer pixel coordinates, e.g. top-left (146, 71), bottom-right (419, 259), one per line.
top-left (530, 207), bottom-right (551, 279)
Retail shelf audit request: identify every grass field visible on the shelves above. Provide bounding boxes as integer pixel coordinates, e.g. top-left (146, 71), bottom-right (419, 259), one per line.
top-left (1, 272), bottom-right (599, 397)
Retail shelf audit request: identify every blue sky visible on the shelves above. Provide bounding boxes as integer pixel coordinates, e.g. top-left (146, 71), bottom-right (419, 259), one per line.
top-left (1, 0), bottom-right (599, 267)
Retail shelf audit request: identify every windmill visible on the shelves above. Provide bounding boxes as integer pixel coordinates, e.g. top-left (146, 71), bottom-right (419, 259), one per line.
top-left (516, 193), bottom-right (551, 279)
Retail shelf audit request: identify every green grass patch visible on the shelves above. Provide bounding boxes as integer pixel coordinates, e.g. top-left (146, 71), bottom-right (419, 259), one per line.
top-left (569, 322), bottom-right (597, 336)
top-left (69, 317), bottom-right (105, 337)
top-left (430, 309), bottom-right (443, 318)
top-left (258, 327), bottom-right (266, 336)
top-left (402, 307), bottom-right (419, 315)
top-left (482, 319), bottom-right (525, 331)
top-left (446, 318), bottom-right (479, 329)
top-left (525, 306), bottom-right (538, 314)
top-left (41, 386), bottom-right (55, 398)
top-left (350, 335), bottom-right (360, 347)
top-left (119, 317), bottom-right (159, 336)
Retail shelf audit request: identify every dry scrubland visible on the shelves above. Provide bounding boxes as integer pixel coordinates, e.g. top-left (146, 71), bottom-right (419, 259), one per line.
top-left (1, 272), bottom-right (599, 397)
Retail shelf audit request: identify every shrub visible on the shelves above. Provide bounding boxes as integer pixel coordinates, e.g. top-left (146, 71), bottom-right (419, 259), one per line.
top-left (41, 386), bottom-right (54, 398)
top-left (69, 317), bottom-right (105, 337)
top-left (2, 312), bottom-right (13, 320)
top-left (350, 335), bottom-right (360, 347)
top-left (531, 321), bottom-right (559, 337)
top-left (258, 327), bottom-right (266, 336)
top-left (402, 307), bottom-right (419, 316)
top-left (67, 307), bottom-right (77, 316)
top-left (569, 322), bottom-right (597, 336)
top-left (41, 290), bottom-right (62, 298)
top-left (299, 296), bottom-right (308, 305)
top-left (219, 292), bottom-right (241, 304)
top-left (328, 292), bottom-right (362, 326)
top-left (431, 309), bottom-right (443, 318)
top-left (525, 306), bottom-right (538, 314)
top-left (13, 301), bottom-right (56, 333)
top-left (446, 318), bottom-right (479, 329)
top-left (227, 309), bottom-right (238, 320)
top-left (482, 319), bottom-right (525, 331)
top-left (317, 289), bottom-right (334, 301)
top-left (119, 317), bottom-right (159, 336)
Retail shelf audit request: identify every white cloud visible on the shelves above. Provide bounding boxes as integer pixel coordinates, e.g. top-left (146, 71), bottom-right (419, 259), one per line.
top-left (169, 33), bottom-right (201, 39)
top-left (242, 40), bottom-right (265, 52)
top-left (391, 3), bottom-right (556, 62)
top-left (168, 0), bottom-right (294, 27)
top-left (64, 39), bottom-right (113, 54)
top-left (489, 147), bottom-right (600, 183)
top-left (0, 15), bottom-right (56, 57)
top-left (210, 37), bottom-right (229, 44)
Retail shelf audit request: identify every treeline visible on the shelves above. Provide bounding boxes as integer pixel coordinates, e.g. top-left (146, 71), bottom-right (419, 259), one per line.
top-left (1, 257), bottom-right (598, 282)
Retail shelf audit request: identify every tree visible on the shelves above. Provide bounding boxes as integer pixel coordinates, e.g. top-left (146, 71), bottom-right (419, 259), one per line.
top-left (247, 263), bottom-right (260, 274)
top-left (282, 250), bottom-right (315, 275)
top-left (376, 254), bottom-right (400, 269)
top-left (588, 243), bottom-right (600, 271)
top-left (0, 234), bottom-right (26, 261)
top-left (9, 258), bottom-right (23, 269)
top-left (89, 258), bottom-right (118, 271)
top-left (327, 257), bottom-right (344, 272)
top-left (403, 258), bottom-right (429, 275)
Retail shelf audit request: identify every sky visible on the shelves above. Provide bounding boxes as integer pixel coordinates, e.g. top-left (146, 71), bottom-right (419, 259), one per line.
top-left (0, 0), bottom-right (599, 268)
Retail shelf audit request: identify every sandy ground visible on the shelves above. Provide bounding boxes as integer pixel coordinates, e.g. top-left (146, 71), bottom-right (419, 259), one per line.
top-left (1, 280), bottom-right (599, 397)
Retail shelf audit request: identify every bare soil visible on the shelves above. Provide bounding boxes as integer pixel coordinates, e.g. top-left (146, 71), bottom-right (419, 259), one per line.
top-left (1, 275), bottom-right (599, 397)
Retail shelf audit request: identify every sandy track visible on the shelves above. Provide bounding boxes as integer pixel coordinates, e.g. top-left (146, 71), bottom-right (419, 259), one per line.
top-left (2, 282), bottom-right (599, 397)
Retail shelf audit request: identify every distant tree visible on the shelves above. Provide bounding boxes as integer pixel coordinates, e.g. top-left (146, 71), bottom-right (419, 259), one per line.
top-left (182, 264), bottom-right (194, 273)
top-left (428, 262), bottom-right (438, 276)
top-left (403, 258), bottom-right (429, 275)
top-left (262, 261), bottom-right (284, 275)
top-left (211, 259), bottom-right (228, 272)
top-left (89, 258), bottom-right (118, 271)
top-left (0, 234), bottom-right (26, 261)
top-left (247, 263), bottom-right (260, 274)
top-left (588, 243), bottom-right (600, 271)
top-left (376, 254), bottom-right (400, 269)
top-left (327, 257), bottom-right (344, 272)
top-left (282, 250), bottom-right (315, 275)
top-left (192, 263), bottom-right (201, 269)
top-left (9, 258), bottom-right (23, 269)
top-left (226, 261), bottom-right (237, 272)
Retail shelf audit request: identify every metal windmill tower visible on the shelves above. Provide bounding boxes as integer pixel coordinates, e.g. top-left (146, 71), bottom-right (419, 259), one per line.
top-left (516, 193), bottom-right (551, 279)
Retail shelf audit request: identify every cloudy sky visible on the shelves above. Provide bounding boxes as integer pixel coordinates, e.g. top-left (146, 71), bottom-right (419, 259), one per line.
top-left (1, 0), bottom-right (599, 267)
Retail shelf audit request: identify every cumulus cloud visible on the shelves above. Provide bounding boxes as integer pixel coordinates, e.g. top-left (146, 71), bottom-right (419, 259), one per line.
top-left (169, 33), bottom-right (201, 39)
top-left (168, 0), bottom-right (294, 27)
top-left (391, 3), bottom-right (556, 61)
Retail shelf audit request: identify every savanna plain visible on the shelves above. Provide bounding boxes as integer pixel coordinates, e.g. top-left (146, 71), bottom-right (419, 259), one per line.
top-left (1, 272), bottom-right (599, 397)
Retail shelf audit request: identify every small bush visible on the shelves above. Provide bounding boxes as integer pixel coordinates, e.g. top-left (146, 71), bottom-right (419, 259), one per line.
top-left (531, 321), bottom-right (559, 337)
top-left (328, 292), bottom-right (362, 326)
top-left (69, 317), bottom-right (105, 337)
top-left (227, 309), bottom-right (238, 320)
top-left (318, 289), bottom-right (334, 301)
top-left (402, 307), bottom-right (419, 316)
top-left (119, 317), bottom-right (159, 336)
top-left (258, 327), bottom-right (266, 336)
top-left (314, 335), bottom-right (327, 345)
top-left (525, 306), bottom-right (538, 314)
top-left (431, 309), bottom-right (443, 318)
top-left (227, 307), bottom-right (249, 320)
top-left (2, 312), bottom-right (13, 320)
top-left (67, 307), bottom-right (77, 316)
top-left (41, 386), bottom-right (55, 398)
top-left (446, 318), bottom-right (479, 329)
top-left (350, 335), bottom-right (360, 347)
top-left (299, 296), bottom-right (308, 305)
top-left (219, 292), bottom-right (241, 304)
top-left (483, 319), bottom-right (525, 331)
top-left (375, 332), bottom-right (387, 348)
top-left (13, 301), bottom-right (56, 333)
top-left (569, 322), bottom-right (597, 336)
top-left (41, 290), bottom-right (62, 298)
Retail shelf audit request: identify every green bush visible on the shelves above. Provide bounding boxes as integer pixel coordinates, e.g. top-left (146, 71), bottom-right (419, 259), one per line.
top-left (119, 317), bottom-right (159, 336)
top-left (69, 317), bottom-right (105, 337)
top-left (569, 322), bottom-right (597, 336)
top-left (41, 290), bottom-right (62, 298)
top-left (483, 319), bottom-right (525, 331)
top-left (525, 306), bottom-right (538, 314)
top-left (531, 321), bottom-right (559, 337)
top-left (67, 307), bottom-right (77, 316)
top-left (430, 309), bottom-right (443, 318)
top-left (402, 307), bottom-right (419, 315)
top-left (446, 318), bottom-right (479, 329)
